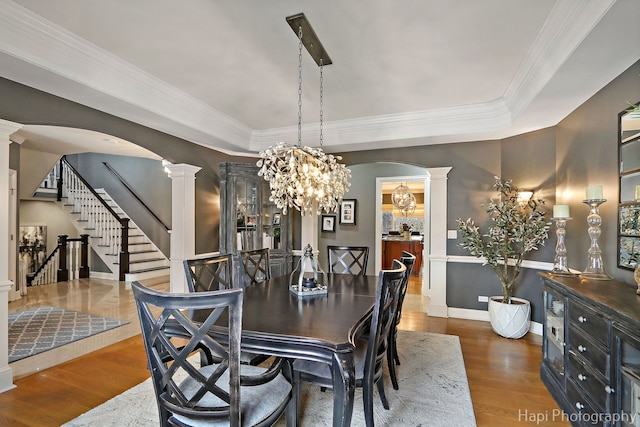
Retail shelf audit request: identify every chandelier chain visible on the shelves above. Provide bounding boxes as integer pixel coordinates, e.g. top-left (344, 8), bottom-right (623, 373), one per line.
top-left (256, 18), bottom-right (350, 216)
top-left (297, 26), bottom-right (303, 147)
top-left (320, 58), bottom-right (324, 147)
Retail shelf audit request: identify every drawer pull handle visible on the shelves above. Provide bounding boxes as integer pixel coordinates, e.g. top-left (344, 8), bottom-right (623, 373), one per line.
top-left (578, 374), bottom-right (587, 381)
top-left (575, 402), bottom-right (584, 410)
top-left (578, 315), bottom-right (587, 323)
top-left (578, 345), bottom-right (587, 353)
top-left (605, 385), bottom-right (614, 394)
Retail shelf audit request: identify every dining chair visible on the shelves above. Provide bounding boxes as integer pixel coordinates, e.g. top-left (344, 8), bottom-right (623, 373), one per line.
top-left (131, 281), bottom-right (297, 427)
top-left (239, 248), bottom-right (271, 286)
top-left (183, 253), bottom-right (270, 366)
top-left (327, 245), bottom-right (370, 275)
top-left (292, 260), bottom-right (406, 427)
top-left (183, 253), bottom-right (233, 292)
top-left (387, 250), bottom-right (416, 390)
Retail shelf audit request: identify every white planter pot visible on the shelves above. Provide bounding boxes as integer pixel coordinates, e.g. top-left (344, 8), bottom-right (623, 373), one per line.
top-left (488, 296), bottom-right (531, 339)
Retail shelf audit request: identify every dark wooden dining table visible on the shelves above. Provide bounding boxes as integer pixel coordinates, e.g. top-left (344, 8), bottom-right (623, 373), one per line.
top-left (195, 273), bottom-right (379, 427)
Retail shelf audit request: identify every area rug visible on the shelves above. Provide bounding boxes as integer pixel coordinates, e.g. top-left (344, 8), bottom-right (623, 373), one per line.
top-left (8, 306), bottom-right (129, 363)
top-left (63, 331), bottom-right (476, 426)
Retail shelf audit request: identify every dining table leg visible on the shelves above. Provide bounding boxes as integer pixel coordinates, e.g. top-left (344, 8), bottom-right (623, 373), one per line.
top-left (332, 351), bottom-right (355, 427)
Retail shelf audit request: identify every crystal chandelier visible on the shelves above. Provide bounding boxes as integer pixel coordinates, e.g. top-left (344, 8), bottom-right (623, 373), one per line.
top-left (257, 13), bottom-right (350, 216)
top-left (391, 183), bottom-right (413, 210)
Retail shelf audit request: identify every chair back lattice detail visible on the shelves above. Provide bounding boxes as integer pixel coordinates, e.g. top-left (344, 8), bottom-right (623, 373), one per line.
top-left (132, 281), bottom-right (244, 425)
top-left (396, 251), bottom-right (416, 324)
top-left (292, 260), bottom-right (406, 427)
top-left (184, 253), bottom-right (234, 292)
top-left (239, 248), bottom-right (271, 285)
top-left (327, 245), bottom-right (369, 276)
top-left (132, 281), bottom-right (295, 427)
top-left (365, 260), bottom-right (406, 389)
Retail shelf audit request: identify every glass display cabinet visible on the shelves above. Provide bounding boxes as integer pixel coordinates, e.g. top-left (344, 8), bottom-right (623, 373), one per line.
top-left (219, 162), bottom-right (292, 285)
top-left (541, 273), bottom-right (640, 427)
top-left (618, 103), bottom-right (640, 269)
top-left (543, 288), bottom-right (566, 382)
top-left (613, 325), bottom-right (640, 427)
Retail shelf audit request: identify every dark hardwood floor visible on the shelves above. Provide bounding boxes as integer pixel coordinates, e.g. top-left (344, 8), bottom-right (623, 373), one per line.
top-left (0, 276), bottom-right (568, 426)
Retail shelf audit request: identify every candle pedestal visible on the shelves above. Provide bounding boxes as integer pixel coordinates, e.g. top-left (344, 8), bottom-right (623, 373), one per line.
top-left (580, 199), bottom-right (611, 280)
top-left (550, 217), bottom-right (575, 276)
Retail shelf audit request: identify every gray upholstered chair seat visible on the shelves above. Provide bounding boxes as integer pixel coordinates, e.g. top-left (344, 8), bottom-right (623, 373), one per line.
top-left (171, 364), bottom-right (292, 427)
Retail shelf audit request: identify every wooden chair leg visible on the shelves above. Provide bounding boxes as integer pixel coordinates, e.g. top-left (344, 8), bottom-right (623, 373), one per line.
top-left (285, 361), bottom-right (299, 427)
top-left (388, 344), bottom-right (399, 390)
top-left (363, 382), bottom-right (375, 427)
top-left (376, 377), bottom-right (390, 410)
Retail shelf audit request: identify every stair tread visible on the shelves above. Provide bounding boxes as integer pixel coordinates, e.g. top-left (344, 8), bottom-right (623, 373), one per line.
top-left (128, 258), bottom-right (166, 264)
top-left (128, 266), bottom-right (170, 274)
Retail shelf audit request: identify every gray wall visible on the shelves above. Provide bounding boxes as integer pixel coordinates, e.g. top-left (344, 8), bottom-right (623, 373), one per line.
top-left (318, 162), bottom-right (429, 276)
top-left (5, 58), bottom-right (640, 323)
top-left (334, 60), bottom-right (640, 323)
top-left (0, 77), bottom-right (253, 254)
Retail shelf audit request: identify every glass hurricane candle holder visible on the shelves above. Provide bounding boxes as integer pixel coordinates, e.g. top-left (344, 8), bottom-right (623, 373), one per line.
top-left (550, 216), bottom-right (575, 276)
top-left (580, 199), bottom-right (611, 280)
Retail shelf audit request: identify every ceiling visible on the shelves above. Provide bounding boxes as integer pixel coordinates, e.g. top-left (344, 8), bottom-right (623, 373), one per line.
top-left (1, 0), bottom-right (639, 158)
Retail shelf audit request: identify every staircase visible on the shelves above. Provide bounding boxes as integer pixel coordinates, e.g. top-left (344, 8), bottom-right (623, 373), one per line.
top-left (58, 160), bottom-right (170, 282)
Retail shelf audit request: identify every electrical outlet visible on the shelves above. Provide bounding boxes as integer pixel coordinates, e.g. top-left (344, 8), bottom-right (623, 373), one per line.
top-left (447, 230), bottom-right (457, 239)
top-left (478, 296), bottom-right (489, 303)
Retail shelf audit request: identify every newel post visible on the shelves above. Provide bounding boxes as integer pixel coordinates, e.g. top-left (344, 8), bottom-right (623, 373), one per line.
top-left (79, 234), bottom-right (90, 278)
top-left (57, 234), bottom-right (69, 282)
top-left (119, 218), bottom-right (130, 281)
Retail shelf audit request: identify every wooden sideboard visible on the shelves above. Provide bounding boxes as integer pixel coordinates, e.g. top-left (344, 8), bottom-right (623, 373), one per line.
top-left (539, 272), bottom-right (640, 426)
top-left (381, 238), bottom-right (423, 276)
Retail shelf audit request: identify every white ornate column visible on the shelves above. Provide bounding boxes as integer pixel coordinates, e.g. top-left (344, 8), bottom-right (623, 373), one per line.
top-left (0, 119), bottom-right (22, 393)
top-left (426, 167), bottom-right (452, 318)
top-left (166, 164), bottom-right (201, 293)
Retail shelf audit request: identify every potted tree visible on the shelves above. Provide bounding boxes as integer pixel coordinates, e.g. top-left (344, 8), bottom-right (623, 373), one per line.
top-left (457, 177), bottom-right (550, 338)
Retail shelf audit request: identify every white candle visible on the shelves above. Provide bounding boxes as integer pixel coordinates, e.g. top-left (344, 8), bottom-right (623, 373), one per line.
top-left (585, 185), bottom-right (603, 200)
top-left (553, 205), bottom-right (570, 218)
top-left (636, 185), bottom-right (640, 201)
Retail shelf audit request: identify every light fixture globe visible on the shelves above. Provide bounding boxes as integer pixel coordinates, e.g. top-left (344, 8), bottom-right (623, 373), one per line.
top-left (400, 193), bottom-right (416, 217)
top-left (391, 183), bottom-right (413, 210)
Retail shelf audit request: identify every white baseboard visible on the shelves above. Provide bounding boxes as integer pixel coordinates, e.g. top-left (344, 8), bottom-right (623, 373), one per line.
top-left (446, 307), bottom-right (542, 336)
top-left (0, 366), bottom-right (15, 393)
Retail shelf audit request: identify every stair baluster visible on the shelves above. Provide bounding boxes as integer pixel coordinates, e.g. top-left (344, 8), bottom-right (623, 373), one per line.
top-left (58, 157), bottom-right (130, 280)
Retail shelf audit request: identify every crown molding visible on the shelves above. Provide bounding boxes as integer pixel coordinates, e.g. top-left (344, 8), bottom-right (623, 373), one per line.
top-left (0, 1), bottom-right (621, 154)
top-left (250, 98), bottom-right (512, 152)
top-left (503, 0), bottom-right (616, 117)
top-left (0, 1), bottom-right (253, 150)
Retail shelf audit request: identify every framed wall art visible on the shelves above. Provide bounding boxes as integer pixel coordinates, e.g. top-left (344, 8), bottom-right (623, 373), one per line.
top-left (339, 199), bottom-right (357, 225)
top-left (321, 215), bottom-right (336, 232)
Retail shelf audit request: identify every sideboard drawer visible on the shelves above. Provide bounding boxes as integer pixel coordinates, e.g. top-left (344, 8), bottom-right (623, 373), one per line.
top-left (567, 327), bottom-right (610, 379)
top-left (569, 300), bottom-right (609, 346)
top-left (567, 351), bottom-right (608, 411)
top-left (566, 380), bottom-right (605, 427)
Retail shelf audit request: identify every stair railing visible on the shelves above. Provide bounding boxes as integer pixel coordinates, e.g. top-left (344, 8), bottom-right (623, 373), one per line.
top-left (58, 157), bottom-right (130, 280)
top-left (29, 234), bottom-right (90, 286)
top-left (102, 161), bottom-right (170, 232)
